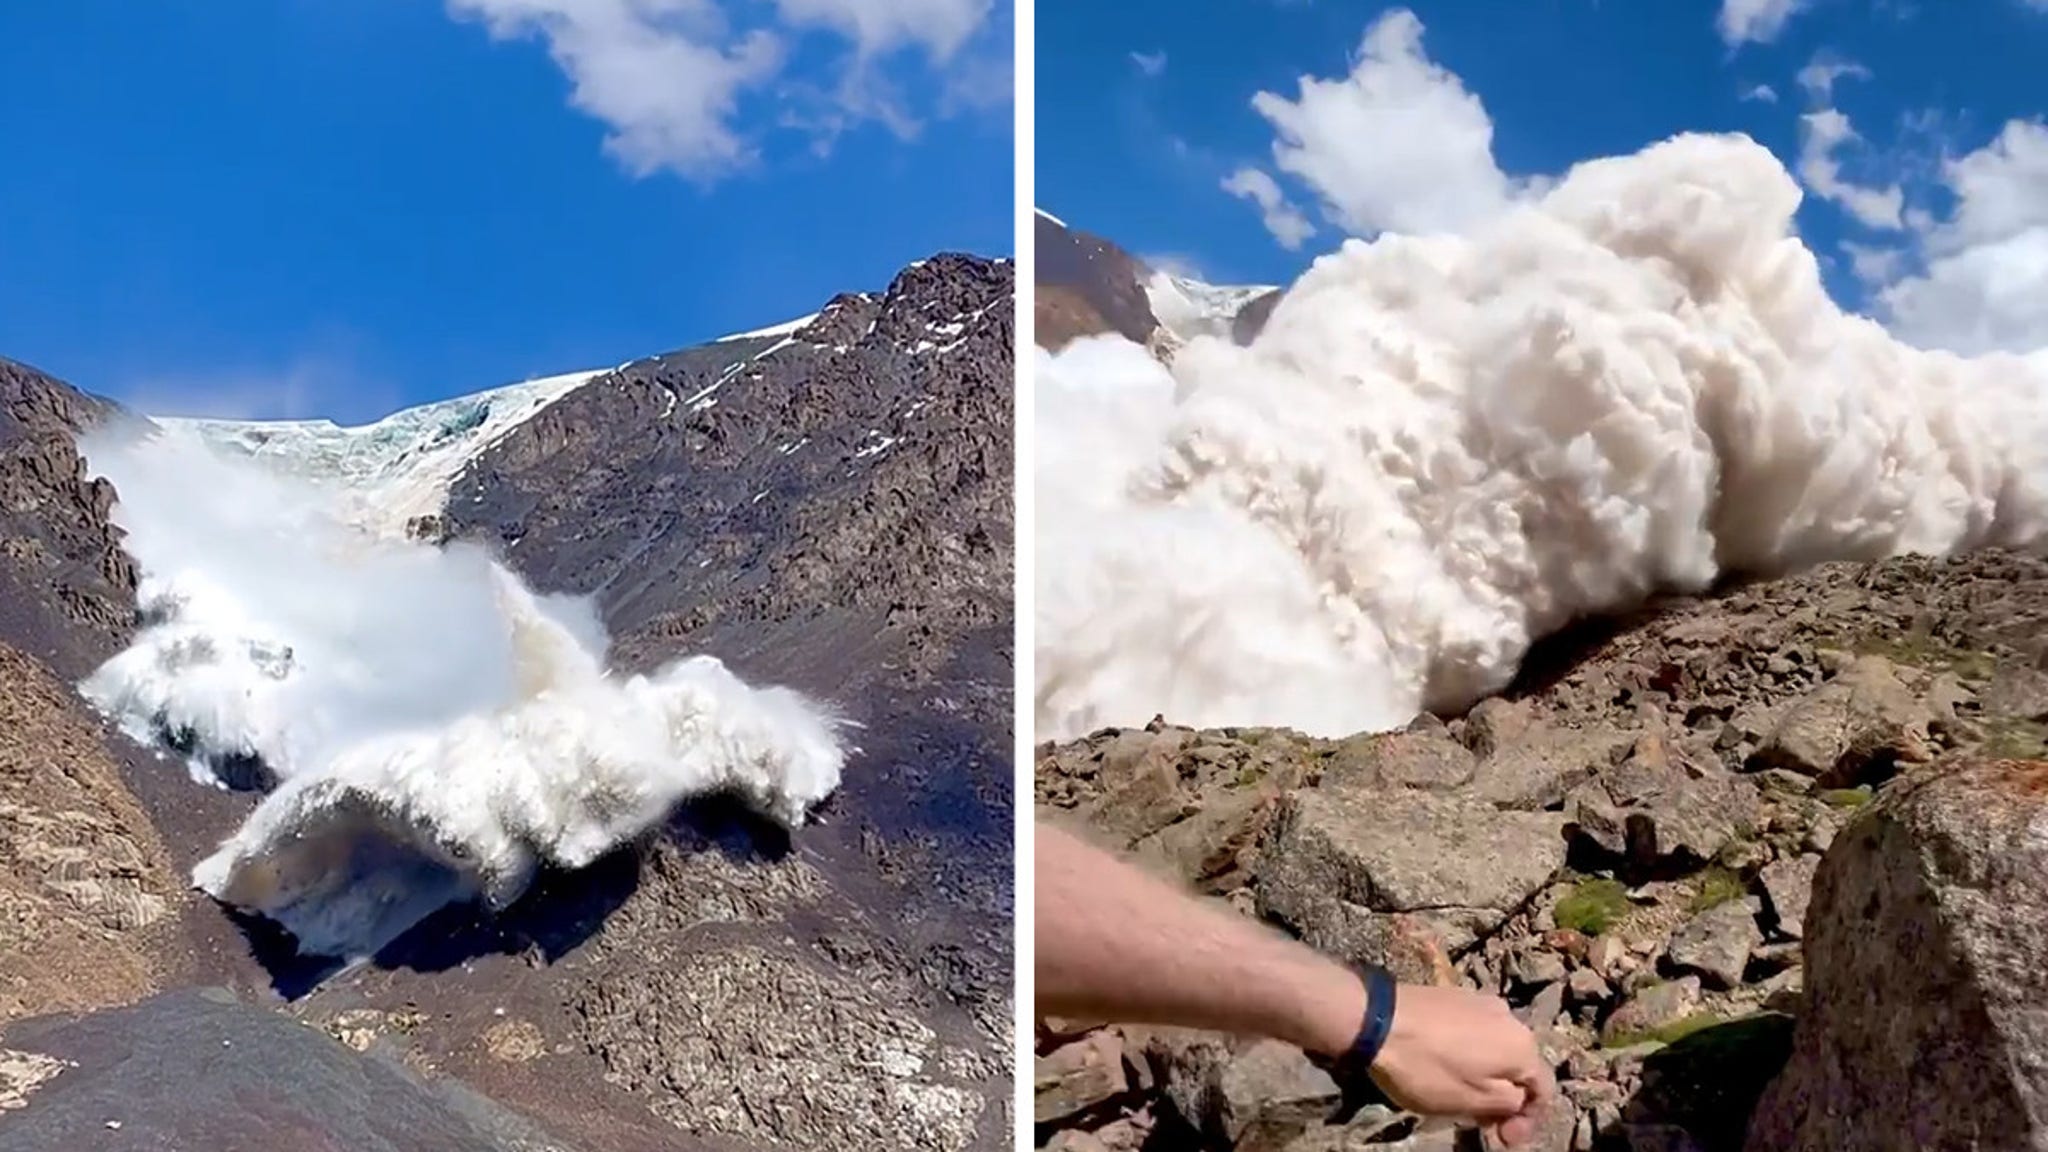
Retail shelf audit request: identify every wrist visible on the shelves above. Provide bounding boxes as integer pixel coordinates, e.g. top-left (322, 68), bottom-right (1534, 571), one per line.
top-left (1292, 962), bottom-right (1380, 1059)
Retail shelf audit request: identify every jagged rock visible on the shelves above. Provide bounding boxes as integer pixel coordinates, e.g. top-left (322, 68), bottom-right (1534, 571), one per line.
top-left (0, 359), bottom-right (138, 677)
top-left (1568, 967), bottom-right (1612, 1007)
top-left (0, 642), bottom-right (178, 1026)
top-left (1136, 786), bottom-right (1278, 891)
top-left (1470, 725), bottom-right (1632, 811)
top-left (1665, 899), bottom-right (1763, 990)
top-left (1751, 656), bottom-right (1936, 786)
top-left (1258, 789), bottom-right (1566, 954)
top-left (1213, 1040), bottom-right (1340, 1150)
top-left (1123, 1026), bottom-right (1231, 1136)
top-left (1507, 945), bottom-right (1570, 990)
top-left (1980, 667), bottom-right (2048, 723)
top-left (1035, 1032), bottom-right (1130, 1125)
top-left (1587, 935), bottom-right (1630, 981)
top-left (1748, 759), bottom-right (2048, 1152)
top-left (1567, 735), bottom-right (1760, 867)
top-left (572, 945), bottom-right (985, 1151)
top-left (1756, 855), bottom-right (1819, 940)
top-left (1459, 697), bottom-right (1539, 759)
top-left (1324, 721), bottom-right (1475, 792)
top-left (1601, 977), bottom-right (1702, 1045)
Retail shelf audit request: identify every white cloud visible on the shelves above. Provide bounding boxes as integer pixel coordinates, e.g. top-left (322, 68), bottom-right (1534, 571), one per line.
top-left (1247, 8), bottom-right (1518, 237)
top-left (1741, 83), bottom-right (1779, 103)
top-left (1717, 0), bottom-right (1810, 46)
top-left (1879, 119), bottom-right (2048, 354)
top-left (771, 0), bottom-right (989, 58)
top-left (1222, 166), bottom-right (1317, 250)
top-left (1130, 49), bottom-right (1167, 77)
top-left (447, 0), bottom-right (996, 181)
top-left (1797, 56), bottom-right (1868, 103)
top-left (1843, 241), bottom-right (1906, 286)
top-left (1798, 108), bottom-right (1907, 230)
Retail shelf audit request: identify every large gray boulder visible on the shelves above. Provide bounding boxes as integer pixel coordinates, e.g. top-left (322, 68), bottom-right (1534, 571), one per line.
top-left (1258, 788), bottom-right (1566, 955)
top-left (1747, 759), bottom-right (2048, 1151)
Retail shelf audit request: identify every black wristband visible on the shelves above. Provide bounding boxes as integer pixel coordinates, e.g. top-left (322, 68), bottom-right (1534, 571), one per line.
top-left (1345, 964), bottom-right (1398, 1072)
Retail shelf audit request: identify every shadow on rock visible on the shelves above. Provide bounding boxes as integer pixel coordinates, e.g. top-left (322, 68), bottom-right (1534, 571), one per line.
top-left (232, 792), bottom-right (795, 999)
top-left (1621, 1012), bottom-right (1794, 1152)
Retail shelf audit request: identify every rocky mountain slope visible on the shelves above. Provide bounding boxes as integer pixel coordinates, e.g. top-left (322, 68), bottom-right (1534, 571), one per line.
top-left (1033, 211), bottom-right (1278, 352)
top-left (1034, 550), bottom-right (2048, 1152)
top-left (0, 360), bottom-right (138, 679)
top-left (0, 252), bottom-right (1015, 1151)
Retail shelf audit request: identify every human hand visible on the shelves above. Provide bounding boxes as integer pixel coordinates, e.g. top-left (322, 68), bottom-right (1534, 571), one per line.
top-left (1369, 984), bottom-right (1555, 1148)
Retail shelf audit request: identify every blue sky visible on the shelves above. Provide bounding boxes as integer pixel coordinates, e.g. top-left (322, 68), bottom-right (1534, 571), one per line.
top-left (1037, 0), bottom-right (2048, 353)
top-left (0, 0), bottom-right (1012, 422)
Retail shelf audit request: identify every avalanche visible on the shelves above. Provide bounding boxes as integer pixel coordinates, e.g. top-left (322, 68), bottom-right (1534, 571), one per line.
top-left (1036, 132), bottom-right (2048, 742)
top-left (80, 425), bottom-right (845, 960)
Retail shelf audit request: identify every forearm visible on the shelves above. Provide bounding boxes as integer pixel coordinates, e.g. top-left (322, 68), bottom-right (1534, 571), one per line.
top-left (1034, 820), bottom-right (1365, 1056)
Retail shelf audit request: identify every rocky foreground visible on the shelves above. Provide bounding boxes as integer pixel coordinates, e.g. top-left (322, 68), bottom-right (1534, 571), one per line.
top-left (1034, 551), bottom-right (2048, 1152)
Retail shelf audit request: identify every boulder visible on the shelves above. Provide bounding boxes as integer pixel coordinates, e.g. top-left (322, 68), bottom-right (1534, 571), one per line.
top-left (1756, 855), bottom-right (1819, 940)
top-left (1568, 736), bottom-right (1760, 867)
top-left (1601, 977), bottom-right (1702, 1046)
top-left (1751, 656), bottom-right (1936, 786)
top-left (1748, 759), bottom-right (2048, 1151)
top-left (1470, 724), bottom-right (1633, 811)
top-left (1665, 900), bottom-right (1762, 990)
top-left (1212, 1040), bottom-right (1340, 1150)
top-left (1258, 789), bottom-right (1566, 955)
top-left (1323, 722), bottom-right (1476, 793)
top-left (1036, 1032), bottom-right (1130, 1124)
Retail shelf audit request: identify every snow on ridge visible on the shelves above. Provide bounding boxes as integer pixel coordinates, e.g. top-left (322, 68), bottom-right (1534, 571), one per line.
top-left (162, 367), bottom-right (605, 535)
top-left (713, 312), bottom-right (820, 343)
top-left (1144, 270), bottom-right (1278, 343)
top-left (1035, 207), bottom-right (1068, 229)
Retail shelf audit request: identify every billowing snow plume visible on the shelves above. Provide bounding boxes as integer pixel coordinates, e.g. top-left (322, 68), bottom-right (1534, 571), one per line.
top-left (1037, 133), bottom-right (2048, 742)
top-left (81, 427), bottom-right (845, 959)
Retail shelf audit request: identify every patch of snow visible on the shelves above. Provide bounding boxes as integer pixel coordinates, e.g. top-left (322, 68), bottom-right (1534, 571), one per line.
top-left (1144, 271), bottom-right (1278, 343)
top-left (713, 313), bottom-right (819, 343)
top-left (1035, 207), bottom-right (1069, 229)
top-left (163, 368), bottom-right (603, 537)
top-left (853, 431), bottom-right (898, 460)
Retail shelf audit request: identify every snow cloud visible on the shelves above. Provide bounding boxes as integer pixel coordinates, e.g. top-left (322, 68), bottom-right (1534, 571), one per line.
top-left (1038, 134), bottom-right (2048, 739)
top-left (80, 427), bottom-right (846, 959)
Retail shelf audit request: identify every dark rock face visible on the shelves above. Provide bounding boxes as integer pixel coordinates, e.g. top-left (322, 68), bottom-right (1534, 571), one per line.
top-left (1030, 212), bottom-right (1279, 353)
top-left (1230, 290), bottom-right (1282, 345)
top-left (1036, 551), bottom-right (2048, 1152)
top-left (0, 988), bottom-right (568, 1151)
top-left (0, 359), bottom-right (138, 678)
top-left (1033, 213), bottom-right (1159, 350)
top-left (1746, 758), bottom-right (2048, 1152)
top-left (423, 252), bottom-right (1016, 1149)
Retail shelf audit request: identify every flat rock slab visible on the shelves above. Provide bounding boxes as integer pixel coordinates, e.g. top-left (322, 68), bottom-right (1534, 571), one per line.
top-left (1748, 759), bottom-right (2048, 1152)
top-left (0, 988), bottom-right (567, 1152)
top-left (1265, 788), bottom-right (1567, 916)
